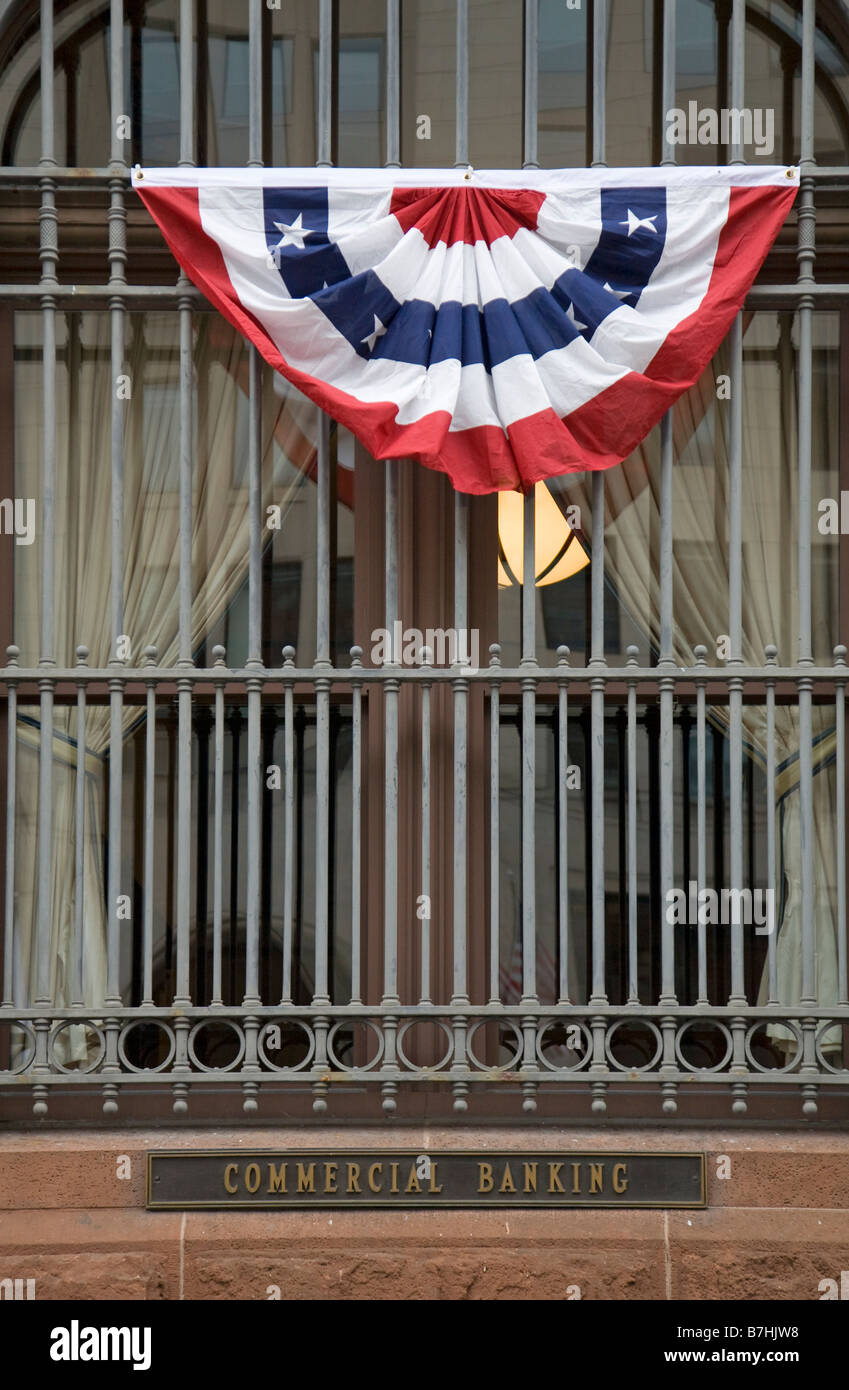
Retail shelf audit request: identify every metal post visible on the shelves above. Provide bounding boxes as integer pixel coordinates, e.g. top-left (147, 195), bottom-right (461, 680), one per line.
top-left (591, 0), bottom-right (607, 167)
top-left (35, 0), bottom-right (57, 1016)
top-left (455, 0), bottom-right (469, 167)
top-left (523, 0), bottom-right (539, 169)
top-left (350, 645), bottom-right (363, 1005)
top-left (626, 644), bottom-right (639, 1003)
top-left (797, 0), bottom-right (817, 1115)
top-left (557, 643), bottom-right (571, 1002)
top-left (73, 646), bottom-right (88, 1006)
top-left (452, 488), bottom-right (471, 1110)
top-left (695, 645), bottom-right (708, 1005)
top-left (386, 0), bottom-right (401, 167)
top-left (489, 643), bottom-right (501, 1003)
top-left (2, 647), bottom-right (19, 1007)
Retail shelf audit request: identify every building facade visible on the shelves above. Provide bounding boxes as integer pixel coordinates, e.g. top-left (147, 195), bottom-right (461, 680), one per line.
top-left (0, 0), bottom-right (848, 1300)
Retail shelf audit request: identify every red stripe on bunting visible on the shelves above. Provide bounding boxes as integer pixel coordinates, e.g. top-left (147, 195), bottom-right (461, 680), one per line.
top-left (136, 179), bottom-right (796, 494)
top-left (389, 185), bottom-right (546, 248)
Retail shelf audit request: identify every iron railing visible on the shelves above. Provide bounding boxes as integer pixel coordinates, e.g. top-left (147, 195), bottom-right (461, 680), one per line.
top-left (0, 0), bottom-right (847, 1121)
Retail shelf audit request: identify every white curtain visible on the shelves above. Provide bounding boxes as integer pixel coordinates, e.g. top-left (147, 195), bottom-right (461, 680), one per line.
top-left (12, 311), bottom-right (317, 1044)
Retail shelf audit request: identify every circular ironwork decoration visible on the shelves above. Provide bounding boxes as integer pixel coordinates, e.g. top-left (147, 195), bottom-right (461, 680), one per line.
top-left (605, 1018), bottom-right (663, 1072)
top-left (744, 1020), bottom-right (802, 1072)
top-left (396, 1018), bottom-right (453, 1072)
top-left (48, 1020), bottom-right (105, 1074)
top-left (814, 1021), bottom-right (849, 1074)
top-left (187, 1018), bottom-right (245, 1072)
top-left (536, 1019), bottom-right (592, 1071)
top-left (256, 1019), bottom-right (315, 1072)
top-left (118, 1019), bottom-right (176, 1073)
top-left (674, 1019), bottom-right (733, 1073)
top-left (466, 1017), bottom-right (523, 1072)
top-left (326, 1019), bottom-right (384, 1072)
top-left (0, 1019), bottom-right (35, 1075)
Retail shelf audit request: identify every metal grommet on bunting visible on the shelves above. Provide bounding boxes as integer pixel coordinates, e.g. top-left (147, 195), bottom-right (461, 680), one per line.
top-left (463, 164), bottom-right (474, 181)
top-left (133, 163), bottom-right (144, 180)
top-left (786, 168), bottom-right (796, 178)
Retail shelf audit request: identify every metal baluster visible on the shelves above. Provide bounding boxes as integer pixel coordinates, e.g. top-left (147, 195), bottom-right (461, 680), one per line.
top-left (100, 0), bottom-right (128, 1119)
top-left (281, 646), bottom-right (296, 1005)
top-left (239, 0), bottom-right (264, 1118)
top-left (557, 644), bottom-right (571, 1003)
top-left (211, 645), bottom-right (226, 1008)
top-left (386, 0), bottom-right (400, 167)
top-left (488, 643), bottom-right (501, 1004)
top-left (626, 645), bottom-right (639, 1004)
top-left (765, 645), bottom-right (778, 1005)
top-left (350, 645), bottom-right (363, 1005)
top-left (523, 0), bottom-right (539, 169)
top-left (452, 489), bottom-right (471, 1113)
top-left (655, 0), bottom-right (679, 1120)
top-left (797, 0), bottom-right (818, 1117)
top-left (420, 643), bottom-right (432, 1005)
top-left (140, 647), bottom-right (156, 1009)
top-left (455, 0), bottom-right (469, 168)
top-left (591, 0), bottom-right (607, 167)
top-left (381, 463), bottom-right (401, 1115)
top-left (31, 0), bottom-right (57, 1119)
top-left (170, 0), bottom-right (195, 1119)
top-left (694, 645), bottom-right (708, 1005)
top-left (72, 646), bottom-right (88, 1008)
top-left (588, 472), bottom-right (608, 1122)
top-left (2, 647), bottom-right (19, 1008)
top-left (834, 647), bottom-right (848, 1007)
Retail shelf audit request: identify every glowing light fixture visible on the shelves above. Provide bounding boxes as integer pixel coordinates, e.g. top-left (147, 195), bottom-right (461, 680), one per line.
top-left (497, 481), bottom-right (590, 587)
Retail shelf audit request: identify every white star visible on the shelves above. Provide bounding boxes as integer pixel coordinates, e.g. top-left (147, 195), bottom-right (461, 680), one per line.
top-left (603, 281), bottom-right (632, 301)
top-left (621, 209), bottom-right (659, 236)
top-left (273, 213), bottom-right (310, 248)
top-left (361, 313), bottom-right (387, 353)
top-left (566, 302), bottom-right (587, 333)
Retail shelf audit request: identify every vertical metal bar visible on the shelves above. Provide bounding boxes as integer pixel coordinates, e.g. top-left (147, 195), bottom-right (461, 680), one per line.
top-left (140, 647), bottom-right (157, 1006)
top-left (386, 0), bottom-right (400, 166)
top-left (523, 0), bottom-right (539, 168)
top-left (3, 647), bottom-right (18, 1006)
top-left (451, 488), bottom-right (472, 1112)
top-left (281, 646), bottom-right (295, 1005)
top-left (557, 644), bottom-right (570, 1002)
top-left (489, 644), bottom-right (501, 1003)
top-left (728, 313), bottom-right (745, 1008)
top-left (658, 412), bottom-right (676, 1008)
top-left (420, 646), bottom-right (432, 1003)
top-left (180, 0), bottom-right (194, 165)
top-left (589, 471), bottom-right (606, 1006)
top-left (797, 0), bottom-right (816, 1040)
top-left (521, 490), bottom-right (536, 1002)
top-left (105, 0), bottom-right (126, 1012)
top-left (765, 644), bottom-right (778, 1004)
top-left (836, 647), bottom-right (848, 1005)
top-left (243, 0), bottom-right (263, 1018)
top-left (455, 0), bottom-right (469, 167)
top-left (35, 0), bottom-right (57, 1010)
top-left (729, 0), bottom-right (745, 164)
top-left (591, 0), bottom-right (607, 167)
top-left (73, 646), bottom-right (88, 1006)
top-left (172, 0), bottom-right (194, 1007)
top-left (695, 645), bottom-right (708, 1004)
top-left (211, 645), bottom-right (225, 1007)
top-left (350, 646), bottom-right (362, 1004)
top-left (660, 0), bottom-right (676, 165)
top-left (383, 464), bottom-right (400, 1013)
top-left (317, 0), bottom-right (333, 167)
top-left (626, 645), bottom-right (639, 1003)
top-left (314, 415), bottom-right (332, 1006)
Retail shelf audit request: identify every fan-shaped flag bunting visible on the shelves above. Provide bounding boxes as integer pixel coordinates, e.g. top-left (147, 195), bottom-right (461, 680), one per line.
top-left (133, 164), bottom-right (798, 495)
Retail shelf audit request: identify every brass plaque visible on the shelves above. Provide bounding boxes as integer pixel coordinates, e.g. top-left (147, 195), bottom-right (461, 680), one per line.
top-left (146, 1149), bottom-right (706, 1209)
